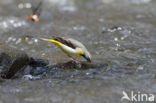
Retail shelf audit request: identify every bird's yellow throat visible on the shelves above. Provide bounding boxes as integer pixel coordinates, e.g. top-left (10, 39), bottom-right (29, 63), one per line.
top-left (75, 48), bottom-right (83, 55)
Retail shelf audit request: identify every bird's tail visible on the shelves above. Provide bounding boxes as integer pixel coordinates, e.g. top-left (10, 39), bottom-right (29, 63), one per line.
top-left (40, 38), bottom-right (62, 46)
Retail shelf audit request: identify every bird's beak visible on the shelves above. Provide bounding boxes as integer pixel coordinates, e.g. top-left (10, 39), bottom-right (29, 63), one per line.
top-left (87, 58), bottom-right (91, 62)
top-left (81, 54), bottom-right (91, 62)
top-left (87, 58), bottom-right (92, 63)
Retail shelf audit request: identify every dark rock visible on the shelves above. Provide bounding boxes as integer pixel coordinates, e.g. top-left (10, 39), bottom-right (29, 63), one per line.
top-left (0, 48), bottom-right (29, 79)
top-left (24, 65), bottom-right (49, 76)
top-left (49, 61), bottom-right (108, 70)
top-left (29, 57), bottom-right (49, 67)
top-left (20, 57), bottom-right (49, 76)
top-left (23, 57), bottom-right (49, 76)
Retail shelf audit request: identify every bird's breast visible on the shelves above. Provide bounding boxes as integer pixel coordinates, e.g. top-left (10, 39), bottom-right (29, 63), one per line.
top-left (60, 44), bottom-right (77, 55)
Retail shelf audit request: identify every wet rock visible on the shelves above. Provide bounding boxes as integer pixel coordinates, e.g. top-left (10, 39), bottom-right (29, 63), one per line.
top-left (24, 65), bottom-right (49, 76)
top-left (23, 59), bottom-right (108, 77)
top-left (49, 61), bottom-right (108, 70)
top-left (0, 48), bottom-right (29, 79)
top-left (29, 57), bottom-right (49, 67)
top-left (23, 57), bottom-right (49, 76)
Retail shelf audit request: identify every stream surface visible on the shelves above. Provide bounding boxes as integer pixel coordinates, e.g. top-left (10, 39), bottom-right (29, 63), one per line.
top-left (0, 0), bottom-right (156, 103)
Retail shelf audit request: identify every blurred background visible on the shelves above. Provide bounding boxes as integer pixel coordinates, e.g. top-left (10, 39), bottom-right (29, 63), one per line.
top-left (0, 0), bottom-right (156, 103)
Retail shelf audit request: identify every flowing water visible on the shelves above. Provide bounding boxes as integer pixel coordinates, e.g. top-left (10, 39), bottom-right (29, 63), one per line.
top-left (0, 0), bottom-right (156, 103)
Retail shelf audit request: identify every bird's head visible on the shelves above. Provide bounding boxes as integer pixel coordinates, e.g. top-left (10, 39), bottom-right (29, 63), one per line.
top-left (76, 48), bottom-right (91, 62)
top-left (81, 52), bottom-right (92, 62)
top-left (26, 14), bottom-right (39, 22)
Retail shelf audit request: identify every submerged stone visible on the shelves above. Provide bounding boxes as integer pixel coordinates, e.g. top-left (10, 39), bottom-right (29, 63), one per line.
top-left (29, 57), bottom-right (49, 67)
top-left (0, 47), bottom-right (29, 79)
top-left (49, 61), bottom-right (108, 70)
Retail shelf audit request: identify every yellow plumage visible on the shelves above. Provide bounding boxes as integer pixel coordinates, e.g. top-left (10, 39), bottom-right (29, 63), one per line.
top-left (40, 38), bottom-right (83, 55)
top-left (40, 37), bottom-right (91, 62)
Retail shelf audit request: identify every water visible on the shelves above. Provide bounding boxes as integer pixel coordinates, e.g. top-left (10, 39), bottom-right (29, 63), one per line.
top-left (0, 0), bottom-right (156, 103)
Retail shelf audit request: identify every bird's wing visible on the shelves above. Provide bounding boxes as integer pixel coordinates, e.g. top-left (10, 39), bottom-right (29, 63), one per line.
top-left (68, 38), bottom-right (86, 49)
top-left (52, 36), bottom-right (76, 49)
top-left (32, 0), bottom-right (43, 16)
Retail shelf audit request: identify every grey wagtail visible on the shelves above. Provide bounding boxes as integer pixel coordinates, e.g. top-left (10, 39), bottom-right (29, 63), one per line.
top-left (40, 36), bottom-right (91, 62)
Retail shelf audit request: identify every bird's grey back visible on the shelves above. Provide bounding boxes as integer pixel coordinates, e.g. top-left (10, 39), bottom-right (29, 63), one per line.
top-left (68, 38), bottom-right (91, 58)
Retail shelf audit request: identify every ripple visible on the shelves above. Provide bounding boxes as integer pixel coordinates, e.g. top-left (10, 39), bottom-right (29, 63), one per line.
top-left (18, 3), bottom-right (32, 9)
top-left (0, 17), bottom-right (27, 32)
top-left (131, 0), bottom-right (152, 4)
top-left (101, 0), bottom-right (114, 4)
top-left (5, 36), bottom-right (39, 48)
top-left (137, 66), bottom-right (144, 70)
top-left (107, 26), bottom-right (123, 32)
top-left (47, 0), bottom-right (77, 12)
top-left (73, 26), bottom-right (86, 31)
top-left (22, 74), bottom-right (41, 80)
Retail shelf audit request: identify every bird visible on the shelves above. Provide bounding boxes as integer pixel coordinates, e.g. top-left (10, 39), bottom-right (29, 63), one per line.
top-left (40, 36), bottom-right (91, 63)
top-left (26, 0), bottom-right (43, 22)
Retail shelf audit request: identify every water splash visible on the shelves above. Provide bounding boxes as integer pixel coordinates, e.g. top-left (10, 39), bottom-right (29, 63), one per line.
top-left (18, 3), bottom-right (32, 9)
top-left (0, 17), bottom-right (27, 32)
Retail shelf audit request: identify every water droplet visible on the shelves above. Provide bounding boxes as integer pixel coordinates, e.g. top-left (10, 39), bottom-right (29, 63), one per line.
top-left (137, 66), bottom-right (144, 70)
top-left (28, 41), bottom-right (33, 45)
top-left (117, 27), bottom-right (122, 30)
top-left (41, 53), bottom-right (45, 56)
top-left (22, 74), bottom-right (33, 80)
top-left (13, 23), bottom-right (18, 27)
top-left (25, 37), bottom-right (29, 41)
top-left (15, 38), bottom-right (22, 44)
top-left (9, 20), bottom-right (14, 24)
top-left (116, 43), bottom-right (120, 47)
top-left (12, 37), bottom-right (16, 42)
top-left (86, 72), bottom-right (90, 75)
top-left (121, 37), bottom-right (125, 40)
top-left (114, 37), bottom-right (118, 41)
top-left (18, 3), bottom-right (24, 9)
top-left (34, 38), bottom-right (38, 43)
top-left (6, 37), bottom-right (13, 43)
top-left (102, 0), bottom-right (114, 4)
top-left (25, 3), bottom-right (32, 8)
top-left (21, 48), bottom-right (25, 51)
top-left (2, 21), bottom-right (8, 28)
top-left (99, 18), bottom-right (104, 22)
top-left (62, 6), bottom-right (76, 12)
top-left (17, 23), bottom-right (22, 27)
